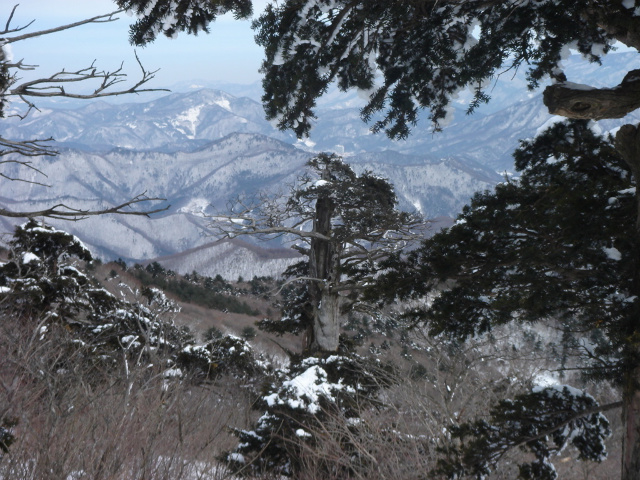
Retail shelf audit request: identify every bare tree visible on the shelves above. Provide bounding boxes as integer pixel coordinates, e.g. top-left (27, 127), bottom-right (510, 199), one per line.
top-left (0, 5), bottom-right (169, 220)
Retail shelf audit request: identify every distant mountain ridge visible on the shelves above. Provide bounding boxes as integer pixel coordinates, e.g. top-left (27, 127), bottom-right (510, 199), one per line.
top-left (0, 130), bottom-right (498, 277)
top-left (0, 52), bottom-right (636, 278)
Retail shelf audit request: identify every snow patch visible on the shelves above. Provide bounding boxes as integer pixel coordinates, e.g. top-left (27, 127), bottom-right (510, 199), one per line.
top-left (535, 116), bottom-right (565, 138)
top-left (22, 252), bottom-right (40, 264)
top-left (603, 246), bottom-right (622, 261)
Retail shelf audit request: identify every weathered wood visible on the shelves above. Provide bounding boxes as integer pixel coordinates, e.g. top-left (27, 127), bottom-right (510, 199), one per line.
top-left (308, 187), bottom-right (341, 352)
top-left (543, 70), bottom-right (640, 120)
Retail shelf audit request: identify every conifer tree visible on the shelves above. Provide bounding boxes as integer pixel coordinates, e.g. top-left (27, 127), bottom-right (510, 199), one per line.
top-left (0, 220), bottom-right (266, 382)
top-left (250, 0), bottom-right (636, 139)
top-left (213, 153), bottom-right (421, 353)
top-left (214, 154), bottom-right (417, 476)
top-left (0, 220), bottom-right (188, 365)
top-left (123, 1), bottom-right (640, 476)
top-left (377, 120), bottom-right (634, 478)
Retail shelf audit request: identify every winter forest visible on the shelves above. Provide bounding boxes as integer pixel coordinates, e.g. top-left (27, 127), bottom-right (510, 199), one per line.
top-left (2, 1), bottom-right (640, 479)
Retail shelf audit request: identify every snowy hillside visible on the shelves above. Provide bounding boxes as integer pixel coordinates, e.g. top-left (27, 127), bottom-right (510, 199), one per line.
top-left (0, 132), bottom-right (498, 277)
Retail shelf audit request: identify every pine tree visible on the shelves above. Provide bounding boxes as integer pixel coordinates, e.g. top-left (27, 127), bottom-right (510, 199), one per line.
top-left (216, 154), bottom-right (417, 476)
top-left (122, 2), bottom-right (640, 476)
top-left (0, 220), bottom-right (191, 371)
top-left (0, 220), bottom-right (267, 383)
top-left (213, 153), bottom-right (421, 353)
top-left (377, 120), bottom-right (634, 478)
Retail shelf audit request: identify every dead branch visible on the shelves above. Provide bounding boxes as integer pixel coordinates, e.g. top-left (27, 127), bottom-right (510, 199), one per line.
top-left (543, 70), bottom-right (640, 120)
top-left (0, 192), bottom-right (169, 221)
top-left (0, 136), bottom-right (57, 158)
top-left (3, 10), bottom-right (125, 42)
top-left (9, 51), bottom-right (167, 101)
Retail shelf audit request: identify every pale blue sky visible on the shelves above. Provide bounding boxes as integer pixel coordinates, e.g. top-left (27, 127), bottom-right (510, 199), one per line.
top-left (6, 1), bottom-right (268, 89)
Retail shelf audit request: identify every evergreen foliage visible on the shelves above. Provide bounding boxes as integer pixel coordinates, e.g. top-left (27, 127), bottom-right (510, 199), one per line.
top-left (220, 153), bottom-right (421, 351)
top-left (115, 0), bottom-right (253, 45)
top-left (0, 220), bottom-right (194, 370)
top-left (0, 417), bottom-right (15, 454)
top-left (219, 155), bottom-right (415, 476)
top-left (386, 120), bottom-right (636, 385)
top-left (378, 120), bottom-right (634, 477)
top-left (131, 264), bottom-right (259, 315)
top-left (252, 0), bottom-right (619, 138)
top-left (177, 334), bottom-right (266, 379)
top-left (437, 386), bottom-right (611, 480)
top-left (225, 353), bottom-right (396, 477)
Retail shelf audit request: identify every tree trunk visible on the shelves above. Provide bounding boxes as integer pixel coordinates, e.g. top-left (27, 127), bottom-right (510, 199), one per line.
top-left (313, 290), bottom-right (341, 352)
top-left (622, 370), bottom-right (640, 480)
top-left (614, 124), bottom-right (640, 480)
top-left (307, 190), bottom-right (340, 353)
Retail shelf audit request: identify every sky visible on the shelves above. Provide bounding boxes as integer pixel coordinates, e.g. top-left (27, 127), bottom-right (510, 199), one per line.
top-left (5, 0), bottom-right (269, 91)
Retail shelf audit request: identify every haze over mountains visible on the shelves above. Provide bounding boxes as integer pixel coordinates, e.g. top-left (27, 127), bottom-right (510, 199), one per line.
top-left (1, 52), bottom-right (637, 278)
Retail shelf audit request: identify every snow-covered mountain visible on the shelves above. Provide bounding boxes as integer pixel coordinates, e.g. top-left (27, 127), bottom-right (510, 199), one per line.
top-left (1, 51), bottom-right (636, 278)
top-left (1, 89), bottom-right (295, 152)
top-left (0, 131), bottom-right (499, 277)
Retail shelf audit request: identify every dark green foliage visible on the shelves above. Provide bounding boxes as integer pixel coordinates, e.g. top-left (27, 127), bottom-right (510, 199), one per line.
top-left (249, 275), bottom-right (275, 295)
top-left (115, 0), bottom-right (253, 46)
top-left (375, 120), bottom-right (633, 476)
top-left (253, 0), bottom-right (615, 138)
top-left (177, 334), bottom-right (266, 379)
top-left (258, 261), bottom-right (312, 336)
top-left (241, 326), bottom-right (257, 340)
top-left (114, 258), bottom-right (127, 270)
top-left (0, 221), bottom-right (193, 374)
top-left (225, 353), bottom-right (396, 477)
top-left (255, 154), bottom-right (420, 342)
top-left (385, 120), bottom-right (636, 384)
top-left (222, 154), bottom-right (419, 476)
top-left (0, 220), bottom-right (93, 321)
top-left (436, 386), bottom-right (611, 480)
top-left (203, 325), bottom-right (223, 342)
top-left (131, 267), bottom-right (259, 315)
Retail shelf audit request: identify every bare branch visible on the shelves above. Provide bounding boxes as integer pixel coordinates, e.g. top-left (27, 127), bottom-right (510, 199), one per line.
top-left (8, 54), bottom-right (168, 101)
top-left (4, 10), bottom-right (126, 43)
top-left (3, 5), bottom-right (21, 34)
top-left (0, 192), bottom-right (169, 221)
top-left (0, 135), bottom-right (57, 156)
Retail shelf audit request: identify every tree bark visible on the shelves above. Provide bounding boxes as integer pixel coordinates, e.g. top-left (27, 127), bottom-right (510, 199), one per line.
top-left (307, 190), bottom-right (340, 353)
top-left (622, 372), bottom-right (640, 480)
top-left (614, 124), bottom-right (640, 480)
top-left (543, 70), bottom-right (640, 121)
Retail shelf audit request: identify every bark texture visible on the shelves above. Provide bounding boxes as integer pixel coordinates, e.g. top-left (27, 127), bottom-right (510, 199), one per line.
top-left (543, 70), bottom-right (640, 120)
top-left (622, 375), bottom-right (640, 480)
top-left (307, 191), bottom-right (340, 352)
top-left (613, 124), bottom-right (640, 480)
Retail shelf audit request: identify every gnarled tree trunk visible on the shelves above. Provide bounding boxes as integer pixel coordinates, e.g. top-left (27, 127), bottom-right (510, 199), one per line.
top-left (307, 190), bottom-right (341, 353)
